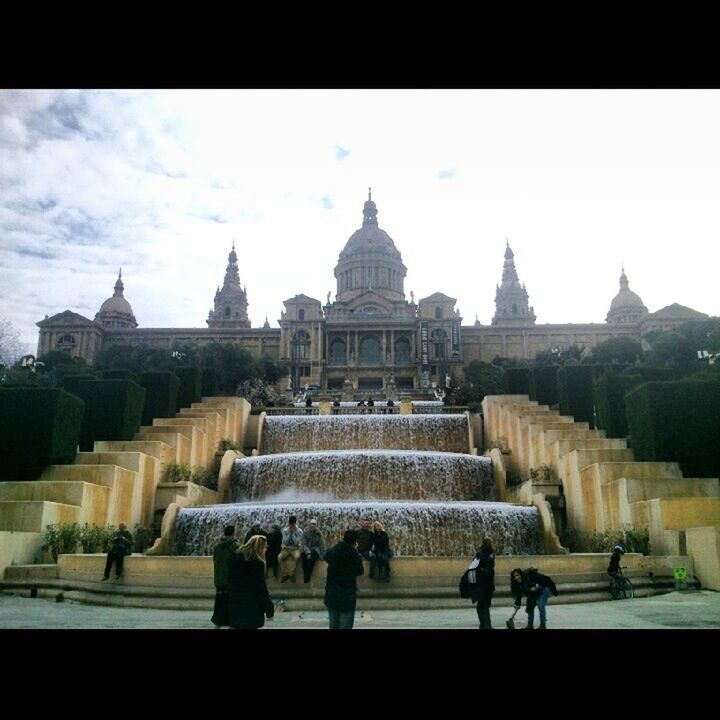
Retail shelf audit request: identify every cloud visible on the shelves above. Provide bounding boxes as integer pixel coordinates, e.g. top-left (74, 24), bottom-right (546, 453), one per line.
top-left (321, 195), bottom-right (334, 209)
top-left (437, 168), bottom-right (457, 180)
top-left (335, 144), bottom-right (350, 161)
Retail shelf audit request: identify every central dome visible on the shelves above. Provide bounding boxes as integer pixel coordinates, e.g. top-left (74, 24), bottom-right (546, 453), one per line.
top-left (334, 190), bottom-right (407, 303)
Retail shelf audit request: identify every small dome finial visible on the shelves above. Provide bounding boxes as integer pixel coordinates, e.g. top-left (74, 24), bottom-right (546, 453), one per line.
top-left (119, 267), bottom-right (122, 279)
top-left (368, 186), bottom-right (372, 201)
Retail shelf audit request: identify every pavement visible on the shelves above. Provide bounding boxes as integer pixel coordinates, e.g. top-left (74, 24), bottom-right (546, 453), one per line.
top-left (1, 589), bottom-right (718, 629)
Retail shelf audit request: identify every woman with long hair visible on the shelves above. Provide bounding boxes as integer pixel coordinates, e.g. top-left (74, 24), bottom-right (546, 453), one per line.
top-left (227, 534), bottom-right (275, 629)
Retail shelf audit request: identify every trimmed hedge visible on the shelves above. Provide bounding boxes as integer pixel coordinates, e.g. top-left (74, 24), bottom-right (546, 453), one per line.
top-left (625, 378), bottom-right (720, 477)
top-left (139, 371), bottom-right (180, 426)
top-left (54, 363), bottom-right (100, 385)
top-left (174, 366), bottom-right (202, 412)
top-left (72, 379), bottom-right (146, 452)
top-left (557, 365), bottom-right (602, 427)
top-left (102, 369), bottom-right (138, 382)
top-left (62, 374), bottom-right (101, 396)
top-left (503, 368), bottom-right (531, 395)
top-left (0, 388), bottom-right (85, 481)
top-left (530, 366), bottom-right (559, 407)
top-left (201, 367), bottom-right (219, 397)
top-left (594, 367), bottom-right (676, 439)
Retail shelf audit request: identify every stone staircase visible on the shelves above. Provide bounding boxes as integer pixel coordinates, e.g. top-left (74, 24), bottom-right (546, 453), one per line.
top-left (482, 394), bottom-right (720, 589)
top-left (0, 397), bottom-right (249, 575)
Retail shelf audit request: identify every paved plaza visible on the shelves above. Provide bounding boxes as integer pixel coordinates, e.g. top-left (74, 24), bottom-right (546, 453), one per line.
top-left (0, 590), bottom-right (718, 630)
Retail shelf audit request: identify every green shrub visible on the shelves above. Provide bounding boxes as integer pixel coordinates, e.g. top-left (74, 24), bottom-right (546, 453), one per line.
top-left (174, 366), bottom-right (202, 412)
top-left (72, 379), bottom-right (146, 452)
top-left (78, 523), bottom-right (107, 553)
top-left (218, 438), bottom-right (240, 452)
top-left (138, 371), bottom-right (180, 426)
top-left (102, 369), bottom-right (138, 381)
top-left (42, 522), bottom-right (81, 562)
top-left (587, 526), bottom-right (650, 555)
top-left (557, 365), bottom-right (602, 427)
top-left (529, 365), bottom-right (559, 407)
top-left (625, 378), bottom-right (720, 477)
top-left (503, 368), bottom-right (531, 395)
top-left (0, 388), bottom-right (85, 481)
top-left (166, 462), bottom-right (192, 482)
top-left (201, 367), bottom-right (219, 397)
top-left (191, 466), bottom-right (218, 490)
top-left (133, 525), bottom-right (160, 553)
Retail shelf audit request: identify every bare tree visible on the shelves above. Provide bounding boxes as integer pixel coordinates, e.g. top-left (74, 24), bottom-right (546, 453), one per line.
top-left (0, 317), bottom-right (29, 367)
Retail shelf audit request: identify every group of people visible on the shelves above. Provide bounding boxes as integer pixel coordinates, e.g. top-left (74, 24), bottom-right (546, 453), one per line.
top-left (211, 515), bottom-right (393, 629)
top-left (355, 397), bottom-right (396, 414)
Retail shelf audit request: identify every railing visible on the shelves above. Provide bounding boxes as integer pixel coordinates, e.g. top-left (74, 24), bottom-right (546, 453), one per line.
top-left (332, 406), bottom-right (400, 414)
top-left (264, 407), bottom-right (319, 415)
top-left (412, 406), bottom-right (469, 414)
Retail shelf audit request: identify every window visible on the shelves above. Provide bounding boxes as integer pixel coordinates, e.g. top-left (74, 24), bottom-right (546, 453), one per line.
top-left (512, 303), bottom-right (518, 315)
top-left (224, 306), bottom-right (231, 317)
top-left (435, 306), bottom-right (442, 320)
top-left (431, 328), bottom-right (447, 360)
top-left (292, 330), bottom-right (309, 360)
top-left (394, 337), bottom-right (411, 362)
top-left (298, 309), bottom-right (305, 321)
top-left (56, 334), bottom-right (77, 353)
top-left (329, 338), bottom-right (347, 364)
top-left (359, 335), bottom-right (381, 364)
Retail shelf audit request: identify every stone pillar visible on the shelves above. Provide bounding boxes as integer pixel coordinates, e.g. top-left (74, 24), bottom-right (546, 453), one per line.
top-left (390, 329), bottom-right (395, 364)
top-left (318, 398), bottom-right (332, 415)
top-left (400, 396), bottom-right (412, 415)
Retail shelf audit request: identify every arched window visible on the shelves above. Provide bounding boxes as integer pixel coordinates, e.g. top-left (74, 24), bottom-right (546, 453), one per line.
top-left (359, 335), bottom-right (381, 364)
top-left (224, 306), bottom-right (231, 317)
top-left (435, 306), bottom-right (442, 320)
top-left (56, 334), bottom-right (77, 353)
top-left (292, 330), bottom-right (309, 360)
top-left (298, 309), bottom-right (305, 321)
top-left (394, 337), bottom-right (411, 363)
top-left (329, 338), bottom-right (347, 364)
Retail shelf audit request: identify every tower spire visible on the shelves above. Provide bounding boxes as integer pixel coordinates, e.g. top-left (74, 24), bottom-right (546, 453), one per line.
top-left (362, 188), bottom-right (378, 226)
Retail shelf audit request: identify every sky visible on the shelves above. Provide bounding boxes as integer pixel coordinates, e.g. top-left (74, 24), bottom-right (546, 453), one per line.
top-left (1, 89), bottom-right (719, 356)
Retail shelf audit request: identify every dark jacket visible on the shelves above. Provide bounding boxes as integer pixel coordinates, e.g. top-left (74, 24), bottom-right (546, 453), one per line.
top-left (227, 552), bottom-right (275, 629)
top-left (266, 529), bottom-right (282, 564)
top-left (469, 550), bottom-right (495, 607)
top-left (324, 541), bottom-right (364, 612)
top-left (512, 567), bottom-right (558, 608)
top-left (371, 530), bottom-right (390, 556)
top-left (243, 528), bottom-right (268, 544)
top-left (212, 536), bottom-right (238, 588)
top-left (110, 530), bottom-right (133, 557)
top-left (356, 528), bottom-right (374, 554)
top-left (608, 551), bottom-right (622, 575)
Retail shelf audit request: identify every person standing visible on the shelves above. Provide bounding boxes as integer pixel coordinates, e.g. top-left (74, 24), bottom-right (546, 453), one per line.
top-left (370, 520), bottom-right (392, 581)
top-left (211, 525), bottom-right (238, 627)
top-left (510, 566), bottom-right (558, 630)
top-left (266, 523), bottom-right (282, 579)
top-left (101, 523), bottom-right (133, 581)
top-left (278, 515), bottom-right (304, 583)
top-left (356, 517), bottom-right (374, 562)
top-left (324, 529), bottom-right (364, 630)
top-left (244, 520), bottom-right (268, 544)
top-left (608, 544), bottom-right (625, 593)
top-left (227, 534), bottom-right (275, 630)
top-left (302, 519), bottom-right (326, 584)
top-left (468, 537), bottom-right (495, 629)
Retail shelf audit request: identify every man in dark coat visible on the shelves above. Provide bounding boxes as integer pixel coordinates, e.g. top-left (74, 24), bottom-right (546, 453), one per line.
top-left (324, 529), bottom-right (364, 630)
top-left (266, 523), bottom-right (282, 578)
top-left (243, 521), bottom-right (268, 544)
top-left (101, 523), bottom-right (133, 581)
top-left (356, 518), bottom-right (374, 561)
top-left (469, 538), bottom-right (495, 629)
top-left (211, 525), bottom-right (238, 627)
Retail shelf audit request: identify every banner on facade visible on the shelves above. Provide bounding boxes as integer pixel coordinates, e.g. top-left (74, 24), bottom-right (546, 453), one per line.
top-left (420, 321), bottom-right (429, 370)
top-left (451, 319), bottom-right (461, 354)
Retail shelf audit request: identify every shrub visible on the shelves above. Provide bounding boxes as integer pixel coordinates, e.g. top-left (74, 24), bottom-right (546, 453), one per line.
top-left (42, 522), bottom-right (81, 562)
top-left (201, 367), bottom-right (219, 397)
top-left (165, 462), bottom-right (192, 483)
top-left (174, 366), bottom-right (202, 412)
top-left (529, 365), bottom-right (559, 407)
top-left (191, 466), bottom-right (218, 491)
top-left (102, 369), bottom-right (138, 381)
top-left (503, 368), bottom-right (531, 395)
top-left (625, 378), bottom-right (720, 477)
top-left (78, 523), bottom-right (107, 553)
top-left (133, 525), bottom-right (160, 553)
top-left (138, 371), bottom-right (180, 426)
top-left (557, 365), bottom-right (602, 426)
top-left (72, 379), bottom-right (146, 452)
top-left (0, 388), bottom-right (85, 481)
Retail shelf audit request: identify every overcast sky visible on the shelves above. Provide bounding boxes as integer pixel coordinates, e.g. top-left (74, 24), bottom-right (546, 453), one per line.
top-left (1, 89), bottom-right (719, 355)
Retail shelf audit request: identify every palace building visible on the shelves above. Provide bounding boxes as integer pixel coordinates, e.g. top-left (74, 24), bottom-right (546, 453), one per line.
top-left (37, 192), bottom-right (709, 394)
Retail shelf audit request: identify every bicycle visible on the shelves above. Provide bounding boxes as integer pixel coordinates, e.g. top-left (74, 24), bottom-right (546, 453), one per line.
top-left (609, 568), bottom-right (634, 600)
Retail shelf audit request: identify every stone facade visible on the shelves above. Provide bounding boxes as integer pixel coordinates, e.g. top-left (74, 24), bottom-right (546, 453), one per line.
top-left (37, 192), bottom-right (709, 392)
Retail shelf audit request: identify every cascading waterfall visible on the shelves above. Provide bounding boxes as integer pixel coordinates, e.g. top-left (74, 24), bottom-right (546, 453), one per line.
top-left (260, 414), bottom-right (470, 454)
top-left (230, 450), bottom-right (495, 502)
top-left (173, 501), bottom-right (542, 557)
top-left (172, 412), bottom-right (544, 557)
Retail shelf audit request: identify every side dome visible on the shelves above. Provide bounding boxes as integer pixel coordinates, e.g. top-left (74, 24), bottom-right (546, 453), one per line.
top-left (606, 268), bottom-right (648, 325)
top-left (95, 270), bottom-right (138, 329)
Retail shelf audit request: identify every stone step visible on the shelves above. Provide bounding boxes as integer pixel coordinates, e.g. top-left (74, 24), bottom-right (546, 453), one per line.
top-left (0, 501), bottom-right (81, 532)
top-left (94, 440), bottom-right (174, 470)
top-left (4, 564), bottom-right (58, 580)
top-left (134, 430), bottom-right (191, 465)
top-left (39, 465), bottom-right (138, 527)
top-left (0, 481), bottom-right (109, 527)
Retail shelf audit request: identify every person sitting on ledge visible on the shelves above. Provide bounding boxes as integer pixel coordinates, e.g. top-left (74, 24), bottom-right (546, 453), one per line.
top-left (278, 515), bottom-right (304, 583)
top-left (370, 520), bottom-right (392, 582)
top-left (102, 523), bottom-right (133, 581)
